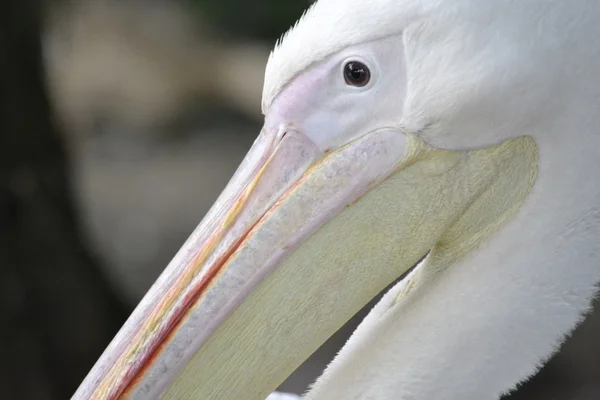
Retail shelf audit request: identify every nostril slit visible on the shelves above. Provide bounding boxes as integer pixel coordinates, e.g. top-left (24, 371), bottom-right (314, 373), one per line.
top-left (276, 124), bottom-right (293, 144)
top-left (275, 125), bottom-right (287, 143)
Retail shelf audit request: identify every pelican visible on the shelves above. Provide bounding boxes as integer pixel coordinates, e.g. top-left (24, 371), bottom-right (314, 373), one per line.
top-left (74, 0), bottom-right (600, 398)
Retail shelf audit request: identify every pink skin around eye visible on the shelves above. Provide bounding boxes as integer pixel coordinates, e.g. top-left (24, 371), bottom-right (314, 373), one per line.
top-left (264, 62), bottom-right (334, 136)
top-left (263, 59), bottom-right (350, 153)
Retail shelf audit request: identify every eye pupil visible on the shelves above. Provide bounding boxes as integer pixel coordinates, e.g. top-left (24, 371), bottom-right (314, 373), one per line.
top-left (344, 61), bottom-right (371, 87)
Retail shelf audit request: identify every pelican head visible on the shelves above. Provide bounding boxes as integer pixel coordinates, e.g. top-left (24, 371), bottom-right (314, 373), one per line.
top-left (75, 0), bottom-right (600, 399)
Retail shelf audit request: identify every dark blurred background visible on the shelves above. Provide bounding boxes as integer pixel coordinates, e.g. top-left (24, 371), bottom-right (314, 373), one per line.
top-left (1, 0), bottom-right (598, 399)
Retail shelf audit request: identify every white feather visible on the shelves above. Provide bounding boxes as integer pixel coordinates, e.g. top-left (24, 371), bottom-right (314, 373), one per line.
top-left (267, 392), bottom-right (300, 400)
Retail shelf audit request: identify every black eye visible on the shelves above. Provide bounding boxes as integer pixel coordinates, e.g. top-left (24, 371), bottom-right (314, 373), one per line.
top-left (343, 61), bottom-right (371, 87)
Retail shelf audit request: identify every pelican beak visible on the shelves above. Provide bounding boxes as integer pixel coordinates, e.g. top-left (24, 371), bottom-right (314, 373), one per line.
top-left (73, 121), bottom-right (537, 399)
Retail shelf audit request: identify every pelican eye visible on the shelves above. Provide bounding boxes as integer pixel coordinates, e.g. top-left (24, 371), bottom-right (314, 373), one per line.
top-left (343, 61), bottom-right (371, 87)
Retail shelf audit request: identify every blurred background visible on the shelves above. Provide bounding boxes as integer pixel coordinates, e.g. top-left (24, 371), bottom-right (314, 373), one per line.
top-left (1, 0), bottom-right (598, 398)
